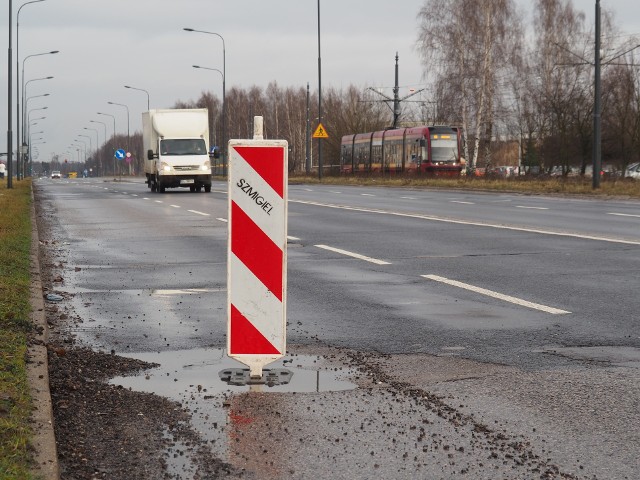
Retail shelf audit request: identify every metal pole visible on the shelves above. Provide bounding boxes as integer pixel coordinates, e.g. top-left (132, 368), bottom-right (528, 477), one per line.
top-left (108, 101), bottom-right (130, 176)
top-left (185, 29), bottom-right (227, 177)
top-left (7, 0), bottom-right (13, 188)
top-left (592, 0), bottom-right (602, 189)
top-left (317, 0), bottom-right (323, 180)
top-left (306, 82), bottom-right (311, 175)
top-left (124, 85), bottom-right (150, 111)
top-left (393, 52), bottom-right (400, 128)
top-left (16, 1), bottom-right (46, 182)
top-left (91, 120), bottom-right (106, 176)
top-left (97, 111), bottom-right (116, 176)
top-left (20, 51), bottom-right (58, 179)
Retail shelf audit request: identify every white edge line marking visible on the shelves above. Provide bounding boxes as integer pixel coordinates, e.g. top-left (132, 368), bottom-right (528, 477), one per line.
top-left (290, 200), bottom-right (640, 245)
top-left (315, 244), bottom-right (391, 265)
top-left (361, 193), bottom-right (375, 197)
top-left (516, 206), bottom-right (549, 210)
top-left (188, 210), bottom-right (210, 216)
top-left (170, 204), bottom-right (180, 208)
top-left (143, 197), bottom-right (150, 200)
top-left (154, 200), bottom-right (163, 204)
top-left (287, 235), bottom-right (301, 241)
top-left (608, 212), bottom-right (640, 218)
top-left (422, 274), bottom-right (570, 315)
top-left (400, 196), bottom-right (417, 200)
top-left (450, 200), bottom-right (475, 205)
top-left (216, 217), bottom-right (228, 223)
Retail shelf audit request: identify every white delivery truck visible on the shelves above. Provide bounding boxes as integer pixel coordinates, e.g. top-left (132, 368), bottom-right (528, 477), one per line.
top-left (143, 108), bottom-right (213, 193)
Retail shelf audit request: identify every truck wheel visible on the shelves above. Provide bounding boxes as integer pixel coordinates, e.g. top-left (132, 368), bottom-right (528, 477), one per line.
top-left (151, 182), bottom-right (157, 192)
top-left (159, 185), bottom-right (165, 193)
top-left (204, 186), bottom-right (211, 193)
top-left (196, 186), bottom-right (202, 193)
top-left (190, 186), bottom-right (196, 192)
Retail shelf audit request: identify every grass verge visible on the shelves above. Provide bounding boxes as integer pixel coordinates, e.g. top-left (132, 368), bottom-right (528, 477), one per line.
top-left (288, 174), bottom-right (640, 197)
top-left (0, 180), bottom-right (35, 480)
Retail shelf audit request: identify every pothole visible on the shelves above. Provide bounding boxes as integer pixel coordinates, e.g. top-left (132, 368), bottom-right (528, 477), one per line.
top-left (110, 347), bottom-right (359, 468)
top-left (110, 347), bottom-right (358, 397)
top-left (536, 345), bottom-right (640, 368)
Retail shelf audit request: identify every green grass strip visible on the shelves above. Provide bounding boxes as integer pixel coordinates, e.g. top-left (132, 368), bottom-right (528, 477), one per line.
top-left (0, 180), bottom-right (36, 480)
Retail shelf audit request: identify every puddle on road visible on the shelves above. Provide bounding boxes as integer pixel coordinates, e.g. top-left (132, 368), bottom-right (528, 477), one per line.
top-left (111, 347), bottom-right (357, 397)
top-left (110, 348), bottom-right (358, 472)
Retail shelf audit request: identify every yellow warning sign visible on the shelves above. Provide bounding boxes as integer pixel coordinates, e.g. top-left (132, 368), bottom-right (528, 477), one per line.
top-left (313, 123), bottom-right (329, 139)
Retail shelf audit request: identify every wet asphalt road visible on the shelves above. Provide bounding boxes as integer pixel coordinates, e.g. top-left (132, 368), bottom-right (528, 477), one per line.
top-left (36, 177), bottom-right (640, 479)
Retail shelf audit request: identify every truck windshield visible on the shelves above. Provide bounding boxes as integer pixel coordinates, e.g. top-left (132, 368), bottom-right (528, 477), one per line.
top-left (160, 139), bottom-right (207, 156)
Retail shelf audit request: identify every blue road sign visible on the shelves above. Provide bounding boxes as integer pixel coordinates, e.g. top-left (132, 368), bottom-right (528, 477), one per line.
top-left (115, 149), bottom-right (126, 159)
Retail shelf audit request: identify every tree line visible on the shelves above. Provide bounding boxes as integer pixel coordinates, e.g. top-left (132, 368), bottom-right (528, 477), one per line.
top-left (48, 0), bottom-right (640, 177)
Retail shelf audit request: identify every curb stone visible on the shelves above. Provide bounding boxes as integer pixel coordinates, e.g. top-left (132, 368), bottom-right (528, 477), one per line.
top-left (28, 190), bottom-right (60, 479)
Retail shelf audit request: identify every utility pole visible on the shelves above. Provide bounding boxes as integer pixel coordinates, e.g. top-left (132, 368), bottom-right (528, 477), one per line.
top-left (593, 0), bottom-right (602, 189)
top-left (317, 0), bottom-right (323, 180)
top-left (306, 82), bottom-right (311, 175)
top-left (367, 53), bottom-right (425, 128)
top-left (6, 0), bottom-right (13, 188)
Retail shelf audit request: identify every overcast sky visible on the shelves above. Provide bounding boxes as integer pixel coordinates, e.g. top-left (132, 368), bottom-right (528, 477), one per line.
top-left (1, 0), bottom-right (640, 162)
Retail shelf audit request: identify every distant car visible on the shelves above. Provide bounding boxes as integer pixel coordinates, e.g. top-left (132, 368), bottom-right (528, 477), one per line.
top-left (625, 163), bottom-right (640, 179)
top-left (51, 170), bottom-right (61, 179)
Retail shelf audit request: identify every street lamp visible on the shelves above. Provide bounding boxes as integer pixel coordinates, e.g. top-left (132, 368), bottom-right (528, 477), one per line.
top-left (16, 0), bottom-right (47, 182)
top-left (78, 134), bottom-right (92, 159)
top-left (107, 101), bottom-right (130, 153)
top-left (124, 85), bottom-right (150, 111)
top-left (22, 75), bottom-right (52, 137)
top-left (97, 111), bottom-right (116, 175)
top-left (193, 65), bottom-right (223, 79)
top-left (192, 65), bottom-right (223, 161)
top-left (84, 126), bottom-right (99, 175)
top-left (7, 0), bottom-right (14, 188)
top-left (90, 119), bottom-right (106, 175)
top-left (184, 27), bottom-right (226, 176)
top-left (74, 139), bottom-right (86, 163)
top-left (108, 101), bottom-right (130, 175)
top-left (20, 50), bottom-right (58, 177)
top-left (27, 106), bottom-right (47, 148)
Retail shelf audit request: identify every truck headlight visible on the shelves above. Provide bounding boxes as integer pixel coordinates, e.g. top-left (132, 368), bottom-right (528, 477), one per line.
top-left (200, 160), bottom-right (211, 171)
top-left (161, 162), bottom-right (173, 172)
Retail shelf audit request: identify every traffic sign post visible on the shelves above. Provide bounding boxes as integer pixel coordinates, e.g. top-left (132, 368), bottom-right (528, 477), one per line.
top-left (227, 116), bottom-right (288, 379)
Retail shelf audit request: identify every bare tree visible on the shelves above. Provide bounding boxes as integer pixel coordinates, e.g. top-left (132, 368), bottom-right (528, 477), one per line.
top-left (417, 0), bottom-right (521, 169)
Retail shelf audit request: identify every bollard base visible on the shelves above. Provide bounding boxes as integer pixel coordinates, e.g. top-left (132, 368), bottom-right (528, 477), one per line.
top-left (219, 368), bottom-right (293, 387)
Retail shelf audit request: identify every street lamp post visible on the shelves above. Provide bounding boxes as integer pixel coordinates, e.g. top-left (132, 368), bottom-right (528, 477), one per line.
top-left (74, 139), bottom-right (87, 163)
top-left (90, 120), bottom-right (106, 176)
top-left (28, 128), bottom-right (43, 176)
top-left (192, 64), bottom-right (223, 170)
top-left (23, 93), bottom-right (48, 177)
top-left (184, 27), bottom-right (226, 176)
top-left (84, 127), bottom-right (99, 175)
top-left (317, 0), bottom-right (323, 180)
top-left (7, 0), bottom-right (14, 188)
top-left (20, 50), bottom-right (58, 178)
top-left (107, 101), bottom-right (130, 176)
top-left (26, 106), bottom-right (47, 168)
top-left (78, 134), bottom-right (92, 162)
top-left (22, 75), bottom-right (52, 138)
top-left (16, 0), bottom-right (47, 182)
top-left (97, 111), bottom-right (116, 175)
top-left (124, 85), bottom-right (150, 111)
